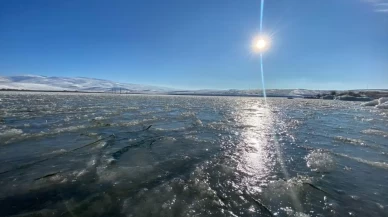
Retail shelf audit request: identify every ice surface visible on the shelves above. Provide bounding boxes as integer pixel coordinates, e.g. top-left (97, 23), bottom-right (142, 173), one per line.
top-left (376, 102), bottom-right (388, 109)
top-left (305, 150), bottom-right (335, 172)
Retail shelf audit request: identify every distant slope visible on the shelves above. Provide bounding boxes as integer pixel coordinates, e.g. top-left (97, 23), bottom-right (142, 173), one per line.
top-left (2, 75), bottom-right (371, 97)
top-left (168, 89), bottom-right (328, 97)
top-left (0, 75), bottom-right (174, 93)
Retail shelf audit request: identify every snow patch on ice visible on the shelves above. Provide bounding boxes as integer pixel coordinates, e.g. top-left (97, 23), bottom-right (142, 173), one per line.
top-left (305, 150), bottom-right (335, 172)
top-left (0, 128), bottom-right (23, 139)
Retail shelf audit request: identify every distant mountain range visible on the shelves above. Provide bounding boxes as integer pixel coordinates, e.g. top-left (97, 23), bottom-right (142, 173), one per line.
top-left (167, 89), bottom-right (327, 97)
top-left (0, 75), bottom-right (357, 97)
top-left (0, 75), bottom-right (174, 93)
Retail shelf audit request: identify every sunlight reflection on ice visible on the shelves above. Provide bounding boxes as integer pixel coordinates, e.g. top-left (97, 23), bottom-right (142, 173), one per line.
top-left (233, 102), bottom-right (303, 213)
top-left (234, 104), bottom-right (276, 192)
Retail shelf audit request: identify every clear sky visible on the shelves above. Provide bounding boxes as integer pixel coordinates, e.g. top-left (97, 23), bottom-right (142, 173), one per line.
top-left (1, 0), bottom-right (387, 90)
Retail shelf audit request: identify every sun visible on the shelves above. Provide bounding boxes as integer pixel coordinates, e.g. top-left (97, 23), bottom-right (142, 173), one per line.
top-left (256, 39), bottom-right (267, 50)
top-left (252, 36), bottom-right (270, 53)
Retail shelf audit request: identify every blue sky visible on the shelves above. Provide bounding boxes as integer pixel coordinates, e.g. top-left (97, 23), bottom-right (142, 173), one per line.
top-left (1, 0), bottom-right (387, 90)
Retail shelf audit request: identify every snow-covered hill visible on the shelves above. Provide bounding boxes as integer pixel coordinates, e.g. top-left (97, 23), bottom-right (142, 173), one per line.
top-left (0, 75), bottom-right (174, 93)
top-left (0, 75), bottom-right (337, 96)
top-left (168, 89), bottom-right (328, 97)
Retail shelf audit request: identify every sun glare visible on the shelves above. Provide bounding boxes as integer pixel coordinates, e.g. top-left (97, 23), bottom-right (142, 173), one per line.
top-left (252, 36), bottom-right (270, 53)
top-left (256, 39), bottom-right (266, 49)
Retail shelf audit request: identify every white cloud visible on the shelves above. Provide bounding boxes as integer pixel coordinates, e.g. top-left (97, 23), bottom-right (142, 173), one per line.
top-left (375, 8), bottom-right (388, 12)
top-left (375, 2), bottom-right (388, 6)
top-left (374, 1), bottom-right (388, 12)
top-left (363, 0), bottom-right (379, 2)
top-left (362, 0), bottom-right (388, 13)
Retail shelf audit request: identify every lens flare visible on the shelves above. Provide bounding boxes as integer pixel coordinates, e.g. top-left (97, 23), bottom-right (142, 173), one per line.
top-left (252, 36), bottom-right (270, 53)
top-left (256, 39), bottom-right (267, 50)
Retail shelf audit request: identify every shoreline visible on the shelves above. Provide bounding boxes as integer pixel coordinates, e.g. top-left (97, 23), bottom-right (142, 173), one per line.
top-left (1, 88), bottom-right (387, 99)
